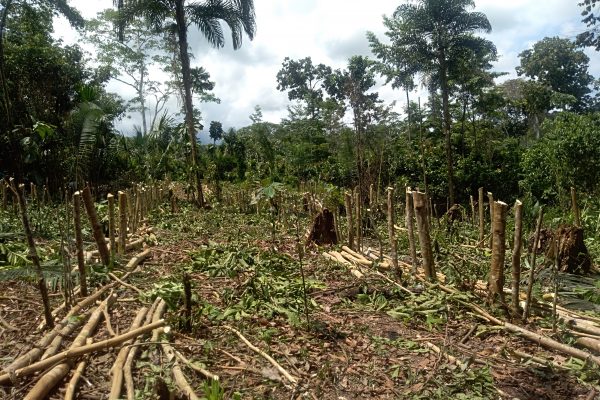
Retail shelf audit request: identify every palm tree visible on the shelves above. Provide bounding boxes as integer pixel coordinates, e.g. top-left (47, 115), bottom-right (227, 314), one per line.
top-left (377, 0), bottom-right (494, 205)
top-left (116, 0), bottom-right (256, 207)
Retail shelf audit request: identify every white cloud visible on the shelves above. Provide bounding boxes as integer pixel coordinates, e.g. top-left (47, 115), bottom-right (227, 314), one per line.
top-left (54, 0), bottom-right (600, 134)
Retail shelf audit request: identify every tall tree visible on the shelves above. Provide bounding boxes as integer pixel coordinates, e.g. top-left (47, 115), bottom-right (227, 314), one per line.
top-left (326, 56), bottom-right (380, 198)
top-left (85, 9), bottom-right (173, 136)
top-left (276, 57), bottom-right (333, 120)
top-left (209, 120), bottom-right (223, 144)
top-left (116, 0), bottom-right (256, 207)
top-left (380, 0), bottom-right (494, 205)
top-left (517, 37), bottom-right (594, 111)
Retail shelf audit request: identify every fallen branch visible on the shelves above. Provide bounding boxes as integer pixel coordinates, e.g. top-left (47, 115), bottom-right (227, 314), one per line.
top-left (174, 349), bottom-right (218, 381)
top-left (161, 341), bottom-right (200, 400)
top-left (109, 307), bottom-right (148, 400)
top-left (23, 294), bottom-right (117, 399)
top-left (124, 299), bottom-right (161, 400)
top-left (223, 325), bottom-right (298, 385)
top-left (125, 248), bottom-right (151, 270)
top-left (41, 309), bottom-right (93, 360)
top-left (0, 320), bottom-right (167, 384)
top-left (0, 313), bottom-right (18, 331)
top-left (64, 338), bottom-right (93, 400)
top-left (108, 272), bottom-right (144, 296)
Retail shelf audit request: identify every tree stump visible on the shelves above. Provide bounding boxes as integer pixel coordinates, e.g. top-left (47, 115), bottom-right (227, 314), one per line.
top-left (306, 208), bottom-right (338, 246)
top-left (528, 225), bottom-right (591, 275)
top-left (554, 226), bottom-right (591, 274)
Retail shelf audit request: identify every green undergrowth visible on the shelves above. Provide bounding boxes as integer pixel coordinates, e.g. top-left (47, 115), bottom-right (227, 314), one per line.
top-left (148, 244), bottom-right (325, 328)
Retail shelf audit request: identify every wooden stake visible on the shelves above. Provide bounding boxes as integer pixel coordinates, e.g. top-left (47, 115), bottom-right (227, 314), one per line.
top-left (571, 186), bottom-right (581, 227)
top-left (108, 193), bottom-right (116, 264)
top-left (387, 187), bottom-right (399, 275)
top-left (489, 201), bottom-right (508, 305)
top-left (511, 200), bottom-right (523, 315)
top-left (354, 187), bottom-right (362, 252)
top-left (118, 191), bottom-right (127, 255)
top-left (406, 187), bottom-right (418, 274)
top-left (487, 191), bottom-right (494, 249)
top-left (81, 186), bottom-right (110, 266)
top-left (478, 187), bottom-right (484, 246)
top-left (523, 207), bottom-right (544, 321)
top-left (469, 195), bottom-right (475, 226)
top-left (73, 192), bottom-right (87, 297)
top-left (412, 190), bottom-right (435, 281)
top-left (344, 191), bottom-right (354, 250)
top-left (9, 181), bottom-right (53, 328)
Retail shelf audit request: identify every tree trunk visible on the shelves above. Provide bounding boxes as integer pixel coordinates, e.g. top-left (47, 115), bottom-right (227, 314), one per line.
top-left (478, 187), bottom-right (484, 246)
top-left (118, 191), bottom-right (127, 255)
top-left (175, 0), bottom-right (204, 207)
top-left (387, 187), bottom-right (399, 275)
top-left (523, 207), bottom-right (544, 321)
top-left (344, 191), bottom-right (354, 250)
top-left (511, 200), bottom-right (523, 315)
top-left (571, 187), bottom-right (581, 227)
top-left (489, 201), bottom-right (508, 305)
top-left (11, 182), bottom-right (53, 328)
top-left (405, 187), bottom-right (418, 274)
top-left (81, 186), bottom-right (110, 267)
top-left (439, 56), bottom-right (454, 205)
top-left (412, 190), bottom-right (435, 281)
top-left (73, 192), bottom-right (87, 297)
top-left (108, 193), bottom-right (116, 264)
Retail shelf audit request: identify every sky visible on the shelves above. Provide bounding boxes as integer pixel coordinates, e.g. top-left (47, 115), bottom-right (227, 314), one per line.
top-left (54, 0), bottom-right (600, 135)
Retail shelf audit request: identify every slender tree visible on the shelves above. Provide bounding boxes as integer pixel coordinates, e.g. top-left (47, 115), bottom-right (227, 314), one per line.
top-left (379, 0), bottom-right (494, 204)
top-left (116, 0), bottom-right (256, 207)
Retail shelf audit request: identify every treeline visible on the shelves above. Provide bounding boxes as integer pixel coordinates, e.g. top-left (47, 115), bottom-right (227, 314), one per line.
top-left (1, 0), bottom-right (599, 208)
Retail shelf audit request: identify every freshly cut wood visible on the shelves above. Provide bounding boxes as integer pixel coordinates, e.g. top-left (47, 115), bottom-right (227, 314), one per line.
top-left (23, 294), bottom-right (116, 399)
top-left (119, 191), bottom-right (128, 254)
top-left (109, 307), bottom-right (148, 399)
top-left (341, 246), bottom-right (372, 265)
top-left (328, 251), bottom-right (364, 278)
top-left (387, 187), bottom-right (399, 274)
top-left (160, 339), bottom-right (200, 400)
top-left (125, 299), bottom-right (161, 400)
top-left (511, 200), bottom-right (523, 314)
top-left (344, 191), bottom-right (354, 249)
top-left (412, 190), bottom-right (435, 281)
top-left (478, 187), bottom-right (484, 246)
top-left (487, 192), bottom-right (494, 249)
top-left (85, 237), bottom-right (145, 263)
top-left (489, 201), bottom-right (508, 304)
top-left (108, 273), bottom-right (143, 295)
top-left (523, 207), bottom-right (544, 321)
top-left (108, 193), bottom-right (116, 263)
top-left (174, 349), bottom-right (218, 380)
top-left (575, 337), bottom-right (600, 354)
top-left (151, 300), bottom-right (168, 342)
top-left (73, 191), bottom-right (87, 297)
top-left (64, 338), bottom-right (92, 400)
top-left (82, 186), bottom-right (110, 266)
top-left (9, 181), bottom-right (53, 328)
top-left (41, 309), bottom-right (93, 360)
top-left (354, 188), bottom-right (362, 251)
top-left (0, 320), bottom-right (167, 385)
top-left (504, 322), bottom-right (600, 366)
top-left (340, 251), bottom-right (372, 266)
top-left (224, 325), bottom-right (298, 385)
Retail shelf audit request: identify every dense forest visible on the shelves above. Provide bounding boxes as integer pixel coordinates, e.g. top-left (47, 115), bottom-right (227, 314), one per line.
top-left (2, 0), bottom-right (600, 399)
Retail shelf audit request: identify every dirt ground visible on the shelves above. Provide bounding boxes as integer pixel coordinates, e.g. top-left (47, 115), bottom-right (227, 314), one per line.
top-left (1, 201), bottom-right (599, 400)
